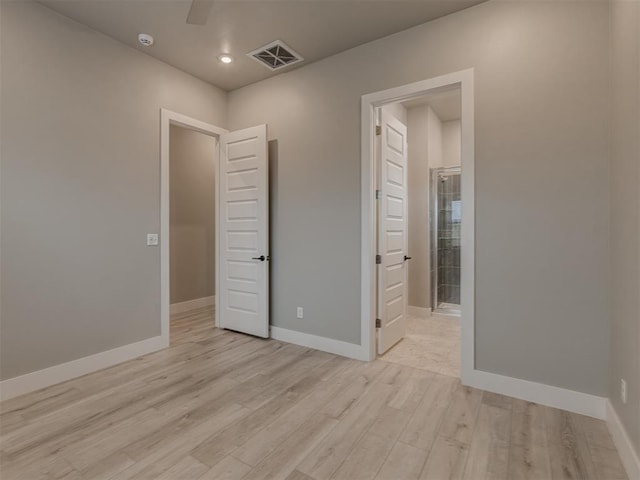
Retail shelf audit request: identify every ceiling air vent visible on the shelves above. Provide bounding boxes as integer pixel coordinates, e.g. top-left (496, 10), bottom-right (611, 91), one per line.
top-left (248, 40), bottom-right (303, 71)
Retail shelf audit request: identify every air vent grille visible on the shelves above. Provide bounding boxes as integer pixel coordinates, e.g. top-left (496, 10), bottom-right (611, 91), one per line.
top-left (248, 40), bottom-right (303, 71)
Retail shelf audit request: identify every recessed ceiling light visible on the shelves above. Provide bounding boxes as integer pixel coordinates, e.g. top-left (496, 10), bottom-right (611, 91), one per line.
top-left (218, 54), bottom-right (234, 64)
top-left (138, 33), bottom-right (154, 47)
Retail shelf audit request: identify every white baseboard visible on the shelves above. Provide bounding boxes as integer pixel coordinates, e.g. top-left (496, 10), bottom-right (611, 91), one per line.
top-left (0, 335), bottom-right (166, 401)
top-left (270, 326), bottom-right (369, 361)
top-left (170, 295), bottom-right (215, 315)
top-left (607, 400), bottom-right (640, 480)
top-left (270, 326), bottom-right (608, 421)
top-left (407, 306), bottom-right (431, 318)
top-left (465, 369), bottom-right (607, 419)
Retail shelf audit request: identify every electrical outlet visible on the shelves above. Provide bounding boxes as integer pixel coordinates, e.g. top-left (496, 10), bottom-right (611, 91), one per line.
top-left (146, 233), bottom-right (159, 246)
top-left (621, 379), bottom-right (627, 404)
top-left (296, 307), bottom-right (304, 319)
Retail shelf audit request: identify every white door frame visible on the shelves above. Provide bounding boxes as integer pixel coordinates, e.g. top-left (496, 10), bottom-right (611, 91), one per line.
top-left (160, 109), bottom-right (228, 346)
top-left (361, 69), bottom-right (475, 383)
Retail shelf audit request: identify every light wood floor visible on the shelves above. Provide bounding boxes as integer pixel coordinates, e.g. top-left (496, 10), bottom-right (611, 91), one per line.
top-left (0, 306), bottom-right (628, 480)
top-left (381, 314), bottom-right (460, 377)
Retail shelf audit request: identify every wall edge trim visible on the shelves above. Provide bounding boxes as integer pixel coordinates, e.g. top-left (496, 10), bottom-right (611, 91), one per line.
top-left (607, 400), bottom-right (640, 479)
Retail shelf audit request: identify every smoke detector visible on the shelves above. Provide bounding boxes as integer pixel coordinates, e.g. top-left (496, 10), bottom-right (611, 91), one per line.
top-left (138, 33), bottom-right (154, 47)
top-left (248, 40), bottom-right (303, 71)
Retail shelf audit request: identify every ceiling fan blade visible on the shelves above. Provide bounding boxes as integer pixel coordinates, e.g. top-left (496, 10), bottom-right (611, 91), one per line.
top-left (186, 0), bottom-right (214, 25)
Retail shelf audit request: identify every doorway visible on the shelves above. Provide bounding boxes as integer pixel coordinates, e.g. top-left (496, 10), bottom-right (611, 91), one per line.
top-left (375, 92), bottom-right (462, 377)
top-left (360, 70), bottom-right (474, 383)
top-left (159, 110), bottom-right (271, 347)
top-left (168, 124), bottom-right (217, 345)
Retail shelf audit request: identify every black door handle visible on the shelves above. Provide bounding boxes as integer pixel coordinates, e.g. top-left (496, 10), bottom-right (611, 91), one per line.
top-left (404, 255), bottom-right (412, 261)
top-left (251, 255), bottom-right (269, 261)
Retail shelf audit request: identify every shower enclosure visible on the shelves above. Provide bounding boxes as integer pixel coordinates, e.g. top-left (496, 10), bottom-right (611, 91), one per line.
top-left (430, 167), bottom-right (461, 315)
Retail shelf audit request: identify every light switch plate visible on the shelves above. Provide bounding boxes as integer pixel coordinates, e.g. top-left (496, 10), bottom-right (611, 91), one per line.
top-left (146, 233), bottom-right (159, 246)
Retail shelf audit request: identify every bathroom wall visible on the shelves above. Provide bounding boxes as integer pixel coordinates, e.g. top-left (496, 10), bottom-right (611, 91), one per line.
top-left (426, 107), bottom-right (443, 169)
top-left (382, 102), bottom-right (408, 126)
top-left (407, 105), bottom-right (436, 309)
top-left (169, 125), bottom-right (216, 305)
top-left (442, 120), bottom-right (462, 168)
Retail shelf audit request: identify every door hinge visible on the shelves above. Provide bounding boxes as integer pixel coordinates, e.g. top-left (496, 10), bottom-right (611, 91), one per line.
top-left (375, 189), bottom-right (381, 200)
top-left (376, 318), bottom-right (381, 328)
top-left (375, 254), bottom-right (381, 265)
top-left (375, 125), bottom-right (382, 136)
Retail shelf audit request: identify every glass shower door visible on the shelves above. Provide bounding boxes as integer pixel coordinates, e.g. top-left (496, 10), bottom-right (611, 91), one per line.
top-left (431, 167), bottom-right (461, 315)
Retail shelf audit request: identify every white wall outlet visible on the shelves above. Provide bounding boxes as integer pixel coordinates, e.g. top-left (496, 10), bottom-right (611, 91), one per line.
top-left (146, 233), bottom-right (159, 246)
top-left (621, 379), bottom-right (627, 404)
top-left (296, 307), bottom-right (304, 319)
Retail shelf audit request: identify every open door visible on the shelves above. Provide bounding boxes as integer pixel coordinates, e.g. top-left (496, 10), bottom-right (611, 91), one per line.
top-left (377, 110), bottom-right (408, 354)
top-left (219, 125), bottom-right (269, 338)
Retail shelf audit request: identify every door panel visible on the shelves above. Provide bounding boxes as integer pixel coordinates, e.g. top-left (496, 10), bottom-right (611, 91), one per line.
top-left (377, 111), bottom-right (408, 354)
top-left (219, 125), bottom-right (269, 338)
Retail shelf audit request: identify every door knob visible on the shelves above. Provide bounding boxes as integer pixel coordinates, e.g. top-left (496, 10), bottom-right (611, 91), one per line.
top-left (404, 255), bottom-right (412, 261)
top-left (251, 255), bottom-right (269, 261)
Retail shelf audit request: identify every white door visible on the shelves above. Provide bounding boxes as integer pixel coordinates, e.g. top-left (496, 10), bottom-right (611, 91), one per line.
top-left (219, 125), bottom-right (269, 338)
top-left (377, 111), bottom-right (408, 354)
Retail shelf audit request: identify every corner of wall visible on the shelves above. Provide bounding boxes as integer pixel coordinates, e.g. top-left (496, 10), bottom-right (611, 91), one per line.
top-left (607, 400), bottom-right (640, 480)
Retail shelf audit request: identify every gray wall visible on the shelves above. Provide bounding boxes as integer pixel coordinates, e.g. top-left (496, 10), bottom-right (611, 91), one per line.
top-left (406, 106), bottom-right (431, 310)
top-left (0, 1), bottom-right (227, 380)
top-left (426, 107), bottom-right (443, 169)
top-left (609, 0), bottom-right (640, 455)
top-left (170, 126), bottom-right (216, 305)
top-left (228, 0), bottom-right (611, 395)
top-left (406, 105), bottom-right (437, 310)
top-left (442, 120), bottom-right (461, 168)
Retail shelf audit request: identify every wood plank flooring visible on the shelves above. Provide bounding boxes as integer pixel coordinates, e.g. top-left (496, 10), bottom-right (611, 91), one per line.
top-left (381, 314), bottom-right (460, 377)
top-left (0, 306), bottom-right (628, 480)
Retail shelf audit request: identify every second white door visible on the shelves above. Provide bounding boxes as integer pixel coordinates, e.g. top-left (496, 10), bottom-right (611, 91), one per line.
top-left (377, 110), bottom-right (408, 354)
top-left (218, 125), bottom-right (269, 338)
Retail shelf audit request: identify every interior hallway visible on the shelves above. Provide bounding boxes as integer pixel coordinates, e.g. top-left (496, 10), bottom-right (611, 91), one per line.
top-left (381, 314), bottom-right (460, 378)
top-left (0, 308), bottom-right (628, 480)
top-left (170, 305), bottom-right (217, 345)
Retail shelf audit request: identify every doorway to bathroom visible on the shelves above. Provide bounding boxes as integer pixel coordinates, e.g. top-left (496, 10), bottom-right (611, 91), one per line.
top-left (360, 70), bottom-right (474, 382)
top-left (377, 93), bottom-right (461, 378)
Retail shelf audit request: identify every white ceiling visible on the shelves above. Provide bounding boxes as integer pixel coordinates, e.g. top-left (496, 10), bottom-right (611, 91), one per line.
top-left (403, 88), bottom-right (461, 121)
top-left (38, 0), bottom-right (485, 91)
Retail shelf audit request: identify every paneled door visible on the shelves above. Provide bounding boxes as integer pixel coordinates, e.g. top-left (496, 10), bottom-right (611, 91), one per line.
top-left (219, 125), bottom-right (269, 338)
top-left (377, 110), bottom-right (408, 354)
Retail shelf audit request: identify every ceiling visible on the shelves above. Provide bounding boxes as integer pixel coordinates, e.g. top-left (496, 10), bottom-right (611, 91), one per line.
top-left (403, 88), bottom-right (461, 121)
top-left (38, 0), bottom-right (485, 91)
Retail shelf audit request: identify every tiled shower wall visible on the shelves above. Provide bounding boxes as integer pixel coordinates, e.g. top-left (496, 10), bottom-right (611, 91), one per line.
top-left (436, 173), bottom-right (461, 305)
